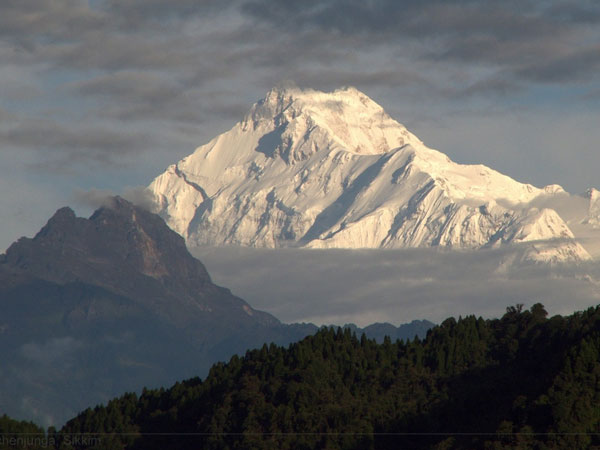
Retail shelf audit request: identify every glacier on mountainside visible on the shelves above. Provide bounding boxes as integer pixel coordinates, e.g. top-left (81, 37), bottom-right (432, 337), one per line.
top-left (149, 86), bottom-right (591, 263)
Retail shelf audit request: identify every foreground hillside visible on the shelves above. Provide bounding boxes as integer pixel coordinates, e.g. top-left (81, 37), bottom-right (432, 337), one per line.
top-left (54, 303), bottom-right (600, 450)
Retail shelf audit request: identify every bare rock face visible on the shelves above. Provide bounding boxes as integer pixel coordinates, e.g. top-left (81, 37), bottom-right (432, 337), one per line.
top-left (2, 197), bottom-right (280, 334)
top-left (149, 86), bottom-right (590, 263)
top-left (5, 197), bottom-right (210, 287)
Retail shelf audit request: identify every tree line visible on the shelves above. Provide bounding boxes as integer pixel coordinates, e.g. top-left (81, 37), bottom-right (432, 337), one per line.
top-left (4, 303), bottom-right (600, 449)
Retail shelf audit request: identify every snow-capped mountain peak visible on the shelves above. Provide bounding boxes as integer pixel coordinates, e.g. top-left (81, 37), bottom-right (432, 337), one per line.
top-left (149, 86), bottom-right (591, 263)
top-left (241, 85), bottom-right (422, 162)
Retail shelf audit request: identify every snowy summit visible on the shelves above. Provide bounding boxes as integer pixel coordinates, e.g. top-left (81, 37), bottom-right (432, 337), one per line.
top-left (149, 86), bottom-right (591, 263)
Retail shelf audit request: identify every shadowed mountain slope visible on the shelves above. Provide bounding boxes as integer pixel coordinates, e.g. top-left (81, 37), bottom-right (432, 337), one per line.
top-left (0, 197), bottom-right (316, 426)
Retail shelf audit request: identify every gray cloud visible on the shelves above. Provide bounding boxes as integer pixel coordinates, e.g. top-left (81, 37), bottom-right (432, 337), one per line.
top-left (73, 71), bottom-right (182, 102)
top-left (0, 0), bottom-right (105, 46)
top-left (121, 186), bottom-right (159, 212)
top-left (549, 1), bottom-right (600, 24)
top-left (287, 68), bottom-right (434, 94)
top-left (0, 64), bottom-right (43, 100)
top-left (72, 188), bottom-right (115, 210)
top-left (73, 186), bottom-right (158, 212)
top-left (0, 106), bottom-right (18, 122)
top-left (0, 117), bottom-right (154, 170)
top-left (4, 0), bottom-right (599, 95)
top-left (70, 71), bottom-right (199, 122)
top-left (193, 246), bottom-right (600, 326)
top-left (456, 77), bottom-right (523, 98)
top-left (516, 46), bottom-right (600, 83)
top-left (9, 0), bottom-right (594, 170)
top-left (103, 0), bottom-right (240, 27)
top-left (242, 0), bottom-right (600, 85)
top-left (69, 71), bottom-right (249, 124)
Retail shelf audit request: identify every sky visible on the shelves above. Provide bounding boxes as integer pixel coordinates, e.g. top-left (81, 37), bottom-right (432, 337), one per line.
top-left (0, 0), bottom-right (599, 325)
top-left (1, 0), bottom-right (600, 252)
top-left (194, 246), bottom-right (600, 326)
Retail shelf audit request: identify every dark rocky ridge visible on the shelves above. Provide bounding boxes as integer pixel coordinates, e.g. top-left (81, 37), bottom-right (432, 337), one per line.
top-left (2, 197), bottom-right (280, 343)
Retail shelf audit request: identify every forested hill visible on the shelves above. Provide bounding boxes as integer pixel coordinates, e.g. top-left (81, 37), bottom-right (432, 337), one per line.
top-left (49, 304), bottom-right (600, 449)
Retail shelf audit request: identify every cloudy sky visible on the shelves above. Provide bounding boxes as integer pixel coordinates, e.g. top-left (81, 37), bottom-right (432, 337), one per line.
top-left (1, 0), bottom-right (599, 254)
top-left (195, 246), bottom-right (600, 326)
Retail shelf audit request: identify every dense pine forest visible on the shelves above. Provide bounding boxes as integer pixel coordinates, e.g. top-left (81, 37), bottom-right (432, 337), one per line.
top-left (4, 303), bottom-right (600, 449)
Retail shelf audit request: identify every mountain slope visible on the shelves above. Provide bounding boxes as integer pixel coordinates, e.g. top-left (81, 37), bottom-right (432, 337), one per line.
top-left (0, 197), bottom-right (316, 426)
top-left (149, 86), bottom-right (590, 263)
top-left (2, 197), bottom-right (279, 341)
top-left (0, 197), bottom-right (434, 426)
